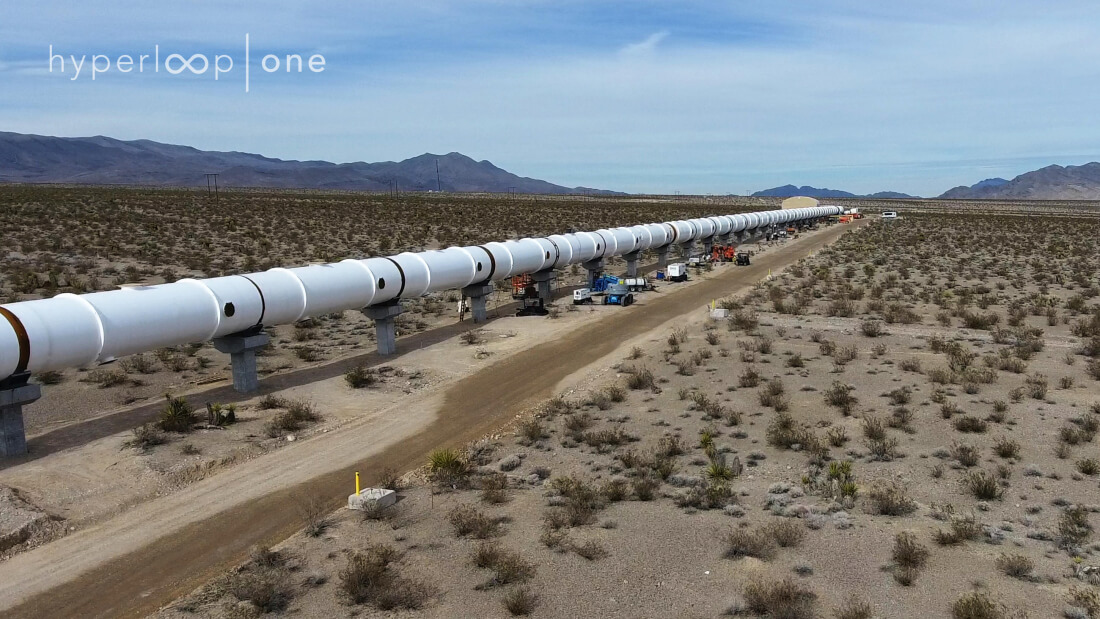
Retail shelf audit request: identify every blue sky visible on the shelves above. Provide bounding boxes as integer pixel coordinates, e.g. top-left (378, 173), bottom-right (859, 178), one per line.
top-left (2, 1), bottom-right (1099, 196)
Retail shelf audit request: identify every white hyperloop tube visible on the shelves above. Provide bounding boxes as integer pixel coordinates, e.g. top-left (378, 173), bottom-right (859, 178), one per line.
top-left (0, 206), bottom-right (836, 379)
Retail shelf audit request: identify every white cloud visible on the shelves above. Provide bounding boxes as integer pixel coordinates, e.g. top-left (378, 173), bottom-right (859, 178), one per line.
top-left (619, 31), bottom-right (669, 58)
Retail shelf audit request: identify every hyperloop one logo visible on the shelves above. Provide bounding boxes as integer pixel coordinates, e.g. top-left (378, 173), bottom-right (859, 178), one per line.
top-left (48, 34), bottom-right (324, 93)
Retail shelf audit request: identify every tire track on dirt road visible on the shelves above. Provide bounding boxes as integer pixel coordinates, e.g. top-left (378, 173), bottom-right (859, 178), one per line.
top-left (2, 222), bottom-right (861, 618)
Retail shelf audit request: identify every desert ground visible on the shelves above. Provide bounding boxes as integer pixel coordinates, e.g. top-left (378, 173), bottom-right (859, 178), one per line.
top-left (1, 188), bottom-right (1099, 619)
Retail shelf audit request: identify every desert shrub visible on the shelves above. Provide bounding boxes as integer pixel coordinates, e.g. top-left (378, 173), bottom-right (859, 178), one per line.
top-left (860, 319), bottom-right (885, 337)
top-left (624, 365), bottom-right (656, 390)
top-left (572, 539), bottom-right (609, 561)
top-left (631, 475), bottom-right (660, 501)
top-left (964, 470), bottom-right (1004, 500)
top-left (758, 378), bottom-right (789, 411)
top-left (224, 567), bottom-right (292, 613)
top-left (724, 527), bottom-right (775, 560)
top-left (785, 353), bottom-right (804, 368)
top-left (886, 387), bottom-right (912, 405)
top-left (824, 381), bottom-right (858, 415)
top-left (480, 473), bottom-right (509, 504)
top-left (739, 366), bottom-right (761, 388)
top-left (834, 596), bottom-right (874, 619)
top-left (891, 532), bottom-right (929, 585)
top-left (826, 426), bottom-right (849, 447)
top-left (123, 423), bottom-right (167, 451)
top-left (763, 519), bottom-right (805, 548)
top-left (1025, 374), bottom-right (1048, 399)
top-left (83, 371), bottom-right (128, 389)
top-left (954, 416), bottom-right (988, 433)
top-left (933, 513), bottom-right (982, 546)
top-left (428, 447), bottom-right (470, 484)
top-left (35, 370), bottom-right (64, 385)
top-left (449, 504), bottom-right (502, 539)
top-left (866, 481), bottom-right (916, 515)
top-left (1077, 458), bottom-right (1100, 476)
top-left (502, 587), bottom-right (539, 616)
top-left (991, 436), bottom-right (1020, 459)
top-left (158, 394), bottom-right (197, 433)
top-left (549, 476), bottom-right (606, 527)
top-left (345, 365), bottom-right (378, 388)
top-left (1058, 506), bottom-right (1093, 549)
top-left (766, 411), bottom-right (815, 450)
top-left (866, 435), bottom-right (900, 461)
top-left (258, 394), bottom-right (289, 410)
top-left (994, 553), bottom-right (1034, 579)
top-left (861, 416), bottom-right (887, 441)
top-left (742, 576), bottom-right (817, 618)
top-left (899, 358), bottom-right (922, 373)
top-left (1067, 586), bottom-right (1100, 618)
top-left (951, 591), bottom-right (1010, 619)
top-left (339, 546), bottom-right (432, 609)
top-left (517, 418), bottom-right (548, 444)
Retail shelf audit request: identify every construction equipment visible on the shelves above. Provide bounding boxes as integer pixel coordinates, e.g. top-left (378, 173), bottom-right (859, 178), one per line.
top-left (735, 251), bottom-right (751, 266)
top-left (511, 274), bottom-right (547, 316)
top-left (667, 263), bottom-right (688, 282)
top-left (603, 283), bottom-right (634, 306)
top-left (573, 288), bottom-right (594, 304)
top-left (623, 277), bottom-right (649, 292)
top-left (590, 274), bottom-right (623, 294)
top-left (711, 244), bottom-right (736, 262)
top-left (510, 274), bottom-right (533, 299)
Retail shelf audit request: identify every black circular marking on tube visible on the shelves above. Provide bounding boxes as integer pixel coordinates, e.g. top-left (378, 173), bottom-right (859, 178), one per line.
top-left (592, 230), bottom-right (609, 257)
top-left (224, 302), bottom-right (236, 317)
top-left (383, 257), bottom-right (407, 297)
top-left (476, 262), bottom-right (483, 272)
top-left (378, 278), bottom-right (386, 289)
top-left (546, 238), bottom-right (562, 266)
top-left (0, 306), bottom-right (30, 374)
top-left (476, 246), bottom-right (497, 282)
top-left (239, 275), bottom-right (266, 327)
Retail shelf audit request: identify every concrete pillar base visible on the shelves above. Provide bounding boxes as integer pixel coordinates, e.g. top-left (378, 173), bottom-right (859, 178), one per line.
top-left (582, 258), bottom-right (605, 289)
top-left (462, 282), bottom-right (495, 324)
top-left (0, 372), bottom-right (40, 457)
top-left (656, 246), bottom-right (670, 271)
top-left (622, 251), bottom-right (641, 277)
top-left (530, 270), bottom-right (556, 304)
top-left (702, 240), bottom-right (714, 259)
top-left (213, 331), bottom-right (271, 393)
top-left (362, 301), bottom-right (403, 356)
top-left (679, 241), bottom-right (695, 259)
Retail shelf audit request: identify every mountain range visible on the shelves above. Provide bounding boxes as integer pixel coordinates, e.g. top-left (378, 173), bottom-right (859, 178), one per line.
top-left (0, 132), bottom-right (614, 194)
top-left (938, 164), bottom-right (1100, 199)
top-left (751, 185), bottom-right (918, 199)
top-left (2, 132), bottom-right (1100, 199)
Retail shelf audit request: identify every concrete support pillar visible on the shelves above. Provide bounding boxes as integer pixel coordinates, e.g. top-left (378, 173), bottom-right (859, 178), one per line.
top-left (656, 246), bottom-right (670, 270)
top-left (622, 251), bottom-right (641, 278)
top-left (702, 238), bottom-right (714, 259)
top-left (0, 372), bottom-right (40, 457)
top-left (678, 241), bottom-right (695, 259)
top-left (530, 270), bottom-right (556, 304)
top-left (462, 282), bottom-right (494, 324)
top-left (213, 330), bottom-right (271, 393)
top-left (362, 301), bottom-right (403, 356)
top-left (717, 233), bottom-right (731, 246)
top-left (582, 258), bottom-right (605, 289)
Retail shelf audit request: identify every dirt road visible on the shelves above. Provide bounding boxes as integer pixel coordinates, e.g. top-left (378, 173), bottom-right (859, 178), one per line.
top-left (0, 222), bottom-right (860, 618)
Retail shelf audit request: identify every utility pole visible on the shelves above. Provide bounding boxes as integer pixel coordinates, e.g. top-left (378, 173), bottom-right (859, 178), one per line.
top-left (205, 173), bottom-right (219, 205)
top-left (436, 159), bottom-right (441, 192)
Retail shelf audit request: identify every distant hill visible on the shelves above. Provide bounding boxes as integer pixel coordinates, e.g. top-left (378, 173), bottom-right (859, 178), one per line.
top-left (938, 164), bottom-right (1100, 199)
top-left (0, 132), bottom-right (618, 195)
top-left (752, 184), bottom-right (918, 199)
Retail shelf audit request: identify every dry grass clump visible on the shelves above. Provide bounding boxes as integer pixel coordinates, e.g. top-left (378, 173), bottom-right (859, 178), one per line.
top-left (264, 399), bottom-right (321, 437)
top-left (623, 365), bottom-right (657, 391)
top-left (891, 531), bottom-right (930, 585)
top-left (992, 436), bottom-right (1020, 459)
top-left (994, 553), bottom-right (1034, 579)
top-left (723, 520), bottom-right (805, 561)
top-left (758, 378), bottom-right (790, 411)
top-left (741, 576), bottom-right (817, 618)
top-left (834, 595), bottom-right (874, 619)
top-left (472, 542), bottom-right (536, 586)
top-left (449, 504), bottom-right (503, 539)
top-left (502, 587), bottom-right (539, 616)
top-left (338, 544), bottom-right (433, 610)
top-left (865, 480), bottom-right (916, 515)
top-left (951, 591), bottom-right (1012, 619)
top-left (964, 470), bottom-right (1004, 500)
top-left (122, 423), bottom-right (168, 451)
top-left (1057, 506), bottom-right (1093, 549)
top-left (933, 512), bottom-right (983, 546)
top-left (344, 364), bottom-right (378, 388)
top-left (824, 381), bottom-right (858, 415)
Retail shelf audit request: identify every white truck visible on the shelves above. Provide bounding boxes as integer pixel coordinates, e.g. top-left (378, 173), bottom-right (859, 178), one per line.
top-left (667, 263), bottom-right (688, 282)
top-left (572, 288), bottom-right (593, 304)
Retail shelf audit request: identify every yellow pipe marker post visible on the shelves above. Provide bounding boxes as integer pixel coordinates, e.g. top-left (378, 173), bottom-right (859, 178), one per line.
top-left (355, 471), bottom-right (361, 495)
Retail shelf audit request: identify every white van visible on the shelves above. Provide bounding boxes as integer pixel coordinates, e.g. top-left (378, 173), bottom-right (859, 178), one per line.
top-left (881, 211), bottom-right (898, 219)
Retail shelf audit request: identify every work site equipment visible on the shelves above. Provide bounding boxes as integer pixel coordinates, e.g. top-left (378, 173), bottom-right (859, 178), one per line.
top-left (666, 263), bottom-right (688, 282)
top-left (572, 288), bottom-right (594, 304)
top-left (603, 283), bottom-right (634, 306)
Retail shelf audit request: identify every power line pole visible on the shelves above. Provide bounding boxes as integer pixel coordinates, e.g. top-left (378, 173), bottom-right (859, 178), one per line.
top-left (205, 173), bottom-right (219, 205)
top-left (436, 159), bottom-right (441, 192)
